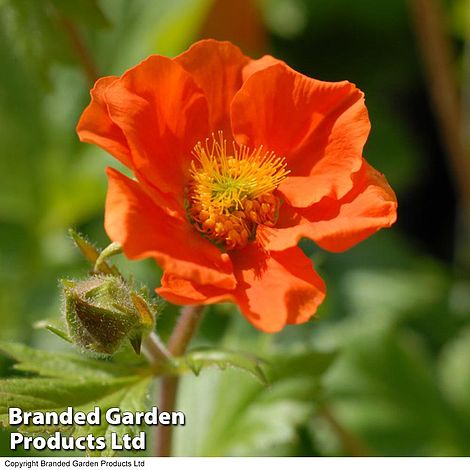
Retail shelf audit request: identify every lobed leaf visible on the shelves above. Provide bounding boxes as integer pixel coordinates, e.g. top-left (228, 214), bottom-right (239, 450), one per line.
top-left (71, 377), bottom-right (152, 457)
top-left (175, 347), bottom-right (336, 456)
top-left (0, 342), bottom-right (153, 456)
top-left (0, 342), bottom-right (146, 380)
top-left (172, 347), bottom-right (269, 385)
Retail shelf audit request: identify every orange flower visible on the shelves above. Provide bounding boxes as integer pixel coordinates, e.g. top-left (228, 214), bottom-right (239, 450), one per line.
top-left (77, 40), bottom-right (397, 333)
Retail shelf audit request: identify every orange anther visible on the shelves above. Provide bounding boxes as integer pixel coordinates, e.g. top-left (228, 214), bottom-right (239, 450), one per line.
top-left (187, 131), bottom-right (288, 250)
top-left (203, 218), bottom-right (215, 230)
top-left (199, 210), bottom-right (210, 221)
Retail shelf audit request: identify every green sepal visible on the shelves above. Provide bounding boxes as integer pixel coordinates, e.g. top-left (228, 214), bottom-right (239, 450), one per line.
top-left (69, 229), bottom-right (120, 276)
top-left (129, 332), bottom-right (143, 355)
top-left (33, 318), bottom-right (72, 343)
top-left (131, 292), bottom-right (155, 329)
top-left (93, 241), bottom-right (122, 274)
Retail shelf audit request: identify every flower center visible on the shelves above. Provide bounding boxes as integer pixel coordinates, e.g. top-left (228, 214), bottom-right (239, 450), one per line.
top-left (187, 132), bottom-right (289, 250)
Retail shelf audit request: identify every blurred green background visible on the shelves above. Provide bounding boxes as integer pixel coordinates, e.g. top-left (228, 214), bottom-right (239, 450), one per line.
top-left (1, 0), bottom-right (470, 457)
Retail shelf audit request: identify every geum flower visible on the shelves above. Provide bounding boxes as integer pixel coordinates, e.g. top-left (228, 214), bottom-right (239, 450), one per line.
top-left (77, 39), bottom-right (397, 333)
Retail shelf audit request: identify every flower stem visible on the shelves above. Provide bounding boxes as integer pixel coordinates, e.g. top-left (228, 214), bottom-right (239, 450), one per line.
top-left (141, 331), bottom-right (172, 364)
top-left (155, 305), bottom-right (205, 457)
top-left (155, 375), bottom-right (179, 457)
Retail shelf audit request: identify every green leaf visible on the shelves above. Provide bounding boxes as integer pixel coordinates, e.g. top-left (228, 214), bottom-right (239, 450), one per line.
top-left (0, 342), bottom-right (146, 380)
top-left (71, 377), bottom-right (152, 457)
top-left (0, 376), bottom-right (136, 423)
top-left (268, 350), bottom-right (337, 382)
top-left (0, 342), bottom-right (152, 456)
top-left (173, 347), bottom-right (269, 385)
top-left (322, 330), bottom-right (460, 456)
top-left (175, 348), bottom-right (336, 456)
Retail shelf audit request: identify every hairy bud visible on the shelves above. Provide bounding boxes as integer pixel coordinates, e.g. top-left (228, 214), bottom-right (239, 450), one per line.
top-left (62, 275), bottom-right (155, 355)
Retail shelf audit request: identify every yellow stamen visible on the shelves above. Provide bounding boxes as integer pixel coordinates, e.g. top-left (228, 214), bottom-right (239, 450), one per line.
top-left (188, 132), bottom-right (289, 250)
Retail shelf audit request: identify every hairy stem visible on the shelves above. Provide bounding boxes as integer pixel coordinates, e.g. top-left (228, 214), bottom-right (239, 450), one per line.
top-left (156, 305), bottom-right (205, 457)
top-left (141, 331), bottom-right (172, 364)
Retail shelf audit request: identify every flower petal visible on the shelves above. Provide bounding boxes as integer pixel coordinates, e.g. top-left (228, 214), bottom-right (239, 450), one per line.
top-left (76, 76), bottom-right (132, 167)
top-left (230, 244), bottom-right (326, 332)
top-left (231, 63), bottom-right (369, 207)
top-left (105, 167), bottom-right (235, 289)
top-left (104, 55), bottom-right (210, 201)
top-left (157, 272), bottom-right (234, 305)
top-left (259, 160), bottom-right (398, 252)
top-left (175, 39), bottom-right (250, 136)
top-left (242, 54), bottom-right (284, 81)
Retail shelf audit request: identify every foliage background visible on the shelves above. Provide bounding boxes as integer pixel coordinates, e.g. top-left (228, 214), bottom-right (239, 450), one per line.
top-left (1, 0), bottom-right (470, 457)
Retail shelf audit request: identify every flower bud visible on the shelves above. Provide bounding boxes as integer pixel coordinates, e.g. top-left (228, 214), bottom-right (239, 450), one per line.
top-left (62, 275), bottom-right (155, 355)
